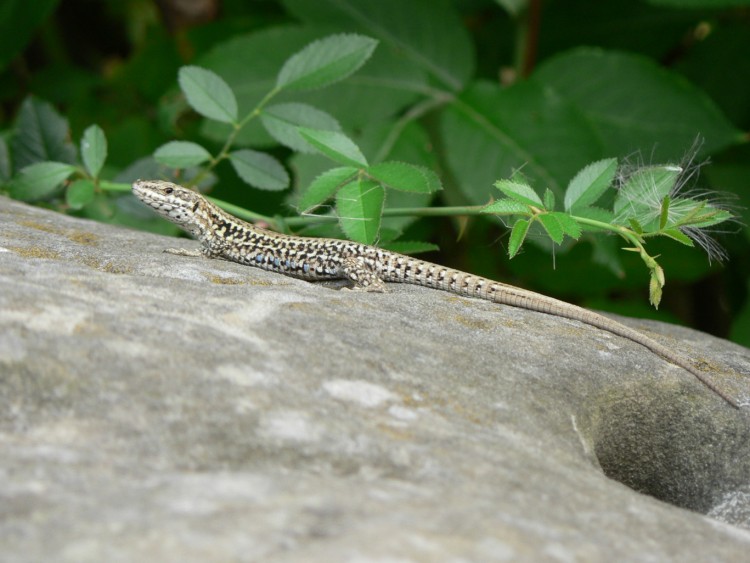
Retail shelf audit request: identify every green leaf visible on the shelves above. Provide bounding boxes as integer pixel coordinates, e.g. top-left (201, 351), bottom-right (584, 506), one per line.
top-left (659, 195), bottom-right (670, 230)
top-left (508, 219), bottom-right (530, 258)
top-left (298, 166), bottom-right (358, 212)
top-left (660, 228), bottom-right (694, 246)
top-left (543, 188), bottom-right (555, 211)
top-left (666, 198), bottom-right (733, 228)
top-left (336, 178), bottom-right (384, 244)
top-left (299, 128), bottom-right (368, 167)
top-left (442, 81), bottom-right (600, 205)
top-left (629, 218), bottom-right (644, 234)
top-left (178, 66), bottom-right (238, 124)
top-left (494, 180), bottom-right (543, 207)
top-left (639, 166), bottom-right (682, 200)
top-left (260, 103), bottom-right (341, 153)
top-left (689, 208), bottom-right (734, 228)
top-left (614, 165), bottom-right (682, 222)
top-left (277, 33), bottom-right (378, 91)
top-left (154, 141), bottom-right (212, 168)
top-left (80, 125), bottom-right (107, 179)
top-left (649, 273), bottom-right (662, 309)
top-left (377, 227), bottom-right (402, 244)
top-left (420, 167), bottom-right (442, 194)
top-left (382, 240), bottom-right (440, 254)
top-left (510, 169), bottom-right (529, 184)
top-left (66, 178), bottom-right (95, 209)
top-left (290, 122), bottom-right (436, 237)
top-left (12, 96), bottom-right (76, 169)
top-left (548, 212), bottom-right (582, 239)
top-left (480, 199), bottom-right (531, 215)
top-left (535, 49), bottom-right (742, 160)
top-left (282, 0), bottom-right (473, 91)
top-left (229, 149), bottom-right (289, 191)
top-left (367, 161), bottom-right (441, 193)
top-left (538, 214), bottom-right (565, 244)
top-left (195, 25), bottom-right (427, 140)
top-left (564, 158), bottom-right (618, 211)
top-left (9, 161), bottom-right (77, 201)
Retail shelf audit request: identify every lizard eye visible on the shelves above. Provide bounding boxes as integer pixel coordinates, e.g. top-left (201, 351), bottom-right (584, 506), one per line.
top-left (164, 187), bottom-right (173, 194)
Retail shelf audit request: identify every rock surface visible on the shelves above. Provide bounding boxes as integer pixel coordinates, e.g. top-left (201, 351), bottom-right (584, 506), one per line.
top-left (1, 194), bottom-right (749, 562)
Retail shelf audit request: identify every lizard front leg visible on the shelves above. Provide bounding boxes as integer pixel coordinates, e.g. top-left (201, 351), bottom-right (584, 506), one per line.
top-left (164, 236), bottom-right (225, 259)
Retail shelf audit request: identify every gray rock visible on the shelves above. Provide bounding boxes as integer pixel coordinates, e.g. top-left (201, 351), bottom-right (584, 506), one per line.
top-left (1, 194), bottom-right (749, 562)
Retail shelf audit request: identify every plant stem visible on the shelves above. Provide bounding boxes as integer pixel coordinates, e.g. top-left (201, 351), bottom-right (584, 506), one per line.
top-left (99, 181), bottom-right (133, 193)
top-left (521, 0), bottom-right (542, 76)
top-left (570, 214), bottom-right (644, 247)
top-left (281, 204), bottom-right (487, 228)
top-left (206, 195), bottom-right (270, 223)
top-left (513, 0), bottom-right (542, 78)
top-left (188, 86), bottom-right (281, 187)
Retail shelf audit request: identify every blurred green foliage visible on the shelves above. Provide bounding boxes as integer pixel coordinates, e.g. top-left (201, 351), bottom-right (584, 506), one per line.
top-left (1, 0), bottom-right (749, 341)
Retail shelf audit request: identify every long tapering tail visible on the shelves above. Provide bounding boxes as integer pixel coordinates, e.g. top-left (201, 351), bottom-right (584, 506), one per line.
top-left (381, 254), bottom-right (739, 408)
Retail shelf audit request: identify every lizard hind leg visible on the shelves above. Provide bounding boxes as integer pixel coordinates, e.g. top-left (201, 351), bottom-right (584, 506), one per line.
top-left (341, 256), bottom-right (387, 292)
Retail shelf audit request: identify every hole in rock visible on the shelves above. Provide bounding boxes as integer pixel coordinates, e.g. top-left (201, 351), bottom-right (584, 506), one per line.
top-left (589, 394), bottom-right (750, 525)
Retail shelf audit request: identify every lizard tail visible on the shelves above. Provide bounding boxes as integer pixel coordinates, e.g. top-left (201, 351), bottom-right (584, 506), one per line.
top-left (381, 255), bottom-right (739, 408)
top-left (483, 281), bottom-right (740, 408)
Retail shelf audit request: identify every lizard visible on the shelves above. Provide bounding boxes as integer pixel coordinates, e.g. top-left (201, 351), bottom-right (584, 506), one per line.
top-left (132, 179), bottom-right (742, 409)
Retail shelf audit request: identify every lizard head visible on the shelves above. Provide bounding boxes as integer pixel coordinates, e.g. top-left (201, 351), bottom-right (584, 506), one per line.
top-left (132, 180), bottom-right (206, 228)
